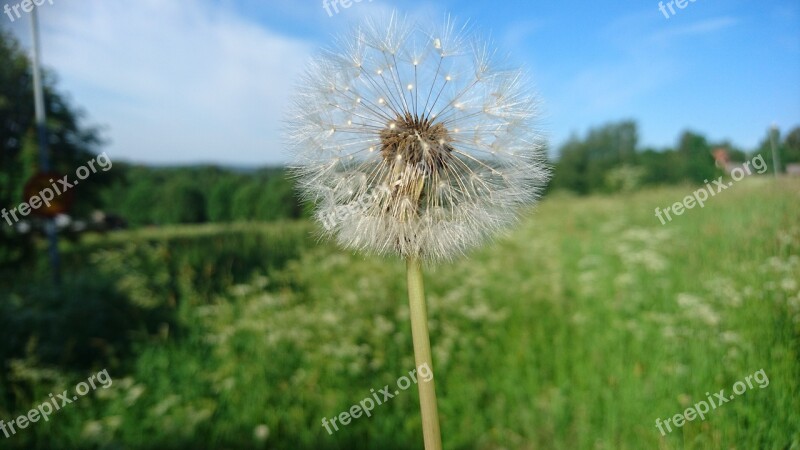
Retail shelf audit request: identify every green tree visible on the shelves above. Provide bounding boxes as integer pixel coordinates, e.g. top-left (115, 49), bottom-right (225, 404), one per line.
top-left (208, 177), bottom-right (240, 222)
top-left (637, 148), bottom-right (683, 185)
top-left (675, 131), bottom-right (718, 184)
top-left (751, 128), bottom-right (787, 174)
top-left (782, 126), bottom-right (800, 166)
top-left (255, 174), bottom-right (302, 221)
top-left (1, 31), bottom-right (117, 267)
top-left (120, 181), bottom-right (157, 226)
top-left (231, 180), bottom-right (261, 221)
top-left (172, 183), bottom-right (206, 224)
top-left (552, 121), bottom-right (639, 194)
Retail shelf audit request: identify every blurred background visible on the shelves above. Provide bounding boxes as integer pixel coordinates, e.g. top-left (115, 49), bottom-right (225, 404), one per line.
top-left (0, 0), bottom-right (798, 449)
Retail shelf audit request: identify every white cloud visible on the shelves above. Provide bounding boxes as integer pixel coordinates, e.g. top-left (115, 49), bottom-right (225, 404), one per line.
top-left (648, 16), bottom-right (739, 42)
top-left (33, 0), bottom-right (312, 164)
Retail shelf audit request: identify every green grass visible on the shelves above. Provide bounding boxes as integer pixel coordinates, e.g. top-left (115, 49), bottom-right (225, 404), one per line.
top-left (1, 179), bottom-right (798, 449)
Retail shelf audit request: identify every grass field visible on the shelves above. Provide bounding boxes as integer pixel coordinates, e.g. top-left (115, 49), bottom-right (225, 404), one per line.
top-left (1, 178), bottom-right (799, 449)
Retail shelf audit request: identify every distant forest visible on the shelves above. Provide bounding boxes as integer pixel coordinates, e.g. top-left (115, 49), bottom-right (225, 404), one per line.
top-left (92, 121), bottom-right (800, 228)
top-left (100, 165), bottom-right (306, 226)
top-left (549, 120), bottom-right (800, 194)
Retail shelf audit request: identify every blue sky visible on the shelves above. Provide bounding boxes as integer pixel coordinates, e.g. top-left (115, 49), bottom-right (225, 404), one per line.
top-left (2, 0), bottom-right (798, 165)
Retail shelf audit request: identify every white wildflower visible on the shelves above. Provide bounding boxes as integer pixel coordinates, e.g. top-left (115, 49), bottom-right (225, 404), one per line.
top-left (254, 424), bottom-right (270, 442)
top-left (286, 12), bottom-right (549, 261)
top-left (719, 331), bottom-right (740, 344)
top-left (81, 421), bottom-right (104, 440)
top-left (780, 277), bottom-right (798, 292)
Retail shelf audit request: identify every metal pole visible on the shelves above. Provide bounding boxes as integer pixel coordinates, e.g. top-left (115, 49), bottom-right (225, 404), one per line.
top-left (769, 124), bottom-right (781, 178)
top-left (29, 7), bottom-right (61, 285)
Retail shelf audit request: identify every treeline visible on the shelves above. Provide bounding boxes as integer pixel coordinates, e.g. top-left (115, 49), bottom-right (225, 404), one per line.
top-left (100, 165), bottom-right (306, 227)
top-left (98, 119), bottom-right (800, 227)
top-left (551, 120), bottom-right (800, 195)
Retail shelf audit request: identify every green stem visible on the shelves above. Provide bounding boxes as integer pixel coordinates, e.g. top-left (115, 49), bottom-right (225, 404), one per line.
top-left (406, 256), bottom-right (442, 450)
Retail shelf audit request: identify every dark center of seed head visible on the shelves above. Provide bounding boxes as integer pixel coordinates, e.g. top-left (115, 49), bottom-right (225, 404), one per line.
top-left (380, 113), bottom-right (453, 168)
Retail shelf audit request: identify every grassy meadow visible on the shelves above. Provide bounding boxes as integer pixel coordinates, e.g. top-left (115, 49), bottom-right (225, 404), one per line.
top-left (1, 178), bottom-right (798, 449)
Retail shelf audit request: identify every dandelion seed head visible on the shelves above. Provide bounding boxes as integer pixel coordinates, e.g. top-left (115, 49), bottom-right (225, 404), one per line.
top-left (287, 12), bottom-right (550, 261)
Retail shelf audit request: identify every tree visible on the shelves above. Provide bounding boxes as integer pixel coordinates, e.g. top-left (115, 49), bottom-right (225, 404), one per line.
top-left (231, 180), bottom-right (261, 221)
top-left (1, 31), bottom-right (118, 267)
top-left (782, 126), bottom-right (800, 166)
top-left (675, 131), bottom-right (717, 184)
top-left (208, 177), bottom-right (240, 222)
top-left (552, 121), bottom-right (639, 194)
top-left (120, 181), bottom-right (157, 226)
top-left (637, 148), bottom-right (683, 185)
top-left (161, 182), bottom-right (206, 224)
top-left (255, 174), bottom-right (302, 221)
top-left (751, 128), bottom-right (785, 174)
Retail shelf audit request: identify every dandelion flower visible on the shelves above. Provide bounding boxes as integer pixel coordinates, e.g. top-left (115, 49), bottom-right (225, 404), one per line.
top-left (285, 12), bottom-right (550, 450)
top-left (287, 12), bottom-right (550, 262)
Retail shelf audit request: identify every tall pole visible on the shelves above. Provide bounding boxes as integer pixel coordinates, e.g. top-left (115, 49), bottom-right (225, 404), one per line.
top-left (769, 124), bottom-right (781, 178)
top-left (30, 7), bottom-right (61, 285)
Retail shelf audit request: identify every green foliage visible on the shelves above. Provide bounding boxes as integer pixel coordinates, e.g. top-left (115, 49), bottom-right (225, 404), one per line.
top-left (260, 174), bottom-right (303, 221)
top-left (0, 275), bottom-right (167, 372)
top-left (0, 31), bottom-right (119, 268)
top-left (783, 126), bottom-right (800, 165)
top-left (750, 126), bottom-right (800, 174)
top-left (0, 181), bottom-right (798, 449)
top-left (207, 177), bottom-right (241, 222)
top-left (676, 130), bottom-right (718, 184)
top-left (637, 148), bottom-right (684, 185)
top-left (604, 164), bottom-right (646, 193)
top-left (552, 120), bottom-right (638, 194)
top-left (102, 166), bottom-right (304, 226)
top-left (548, 122), bottom-right (800, 195)
top-left (68, 222), bottom-right (313, 303)
top-left (230, 180), bottom-right (262, 221)
top-left (118, 179), bottom-right (158, 226)
top-left (157, 182), bottom-right (206, 224)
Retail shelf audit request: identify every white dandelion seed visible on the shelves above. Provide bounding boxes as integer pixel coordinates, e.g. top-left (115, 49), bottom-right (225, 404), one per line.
top-left (284, 23), bottom-right (551, 442)
top-left (286, 12), bottom-right (550, 261)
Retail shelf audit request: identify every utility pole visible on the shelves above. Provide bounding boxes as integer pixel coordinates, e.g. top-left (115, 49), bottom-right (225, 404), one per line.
top-left (30, 7), bottom-right (61, 285)
top-left (769, 124), bottom-right (781, 178)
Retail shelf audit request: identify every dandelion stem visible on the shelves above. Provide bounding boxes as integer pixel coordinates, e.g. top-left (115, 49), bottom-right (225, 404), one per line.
top-left (406, 256), bottom-right (442, 450)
